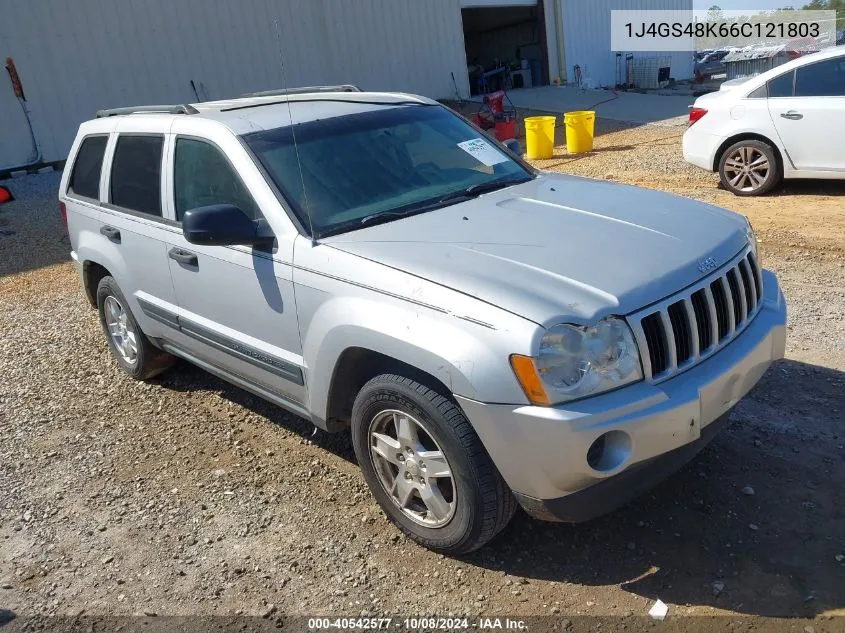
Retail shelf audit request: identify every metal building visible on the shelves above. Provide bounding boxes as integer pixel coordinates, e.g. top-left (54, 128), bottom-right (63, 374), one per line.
top-left (0, 0), bottom-right (692, 168)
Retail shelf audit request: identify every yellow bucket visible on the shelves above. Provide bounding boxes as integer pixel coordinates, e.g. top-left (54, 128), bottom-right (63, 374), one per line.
top-left (524, 116), bottom-right (556, 159)
top-left (564, 110), bottom-right (596, 154)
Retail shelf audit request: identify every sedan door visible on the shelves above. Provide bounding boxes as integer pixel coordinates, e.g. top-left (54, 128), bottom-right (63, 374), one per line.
top-left (163, 131), bottom-right (307, 410)
top-left (768, 55), bottom-right (845, 172)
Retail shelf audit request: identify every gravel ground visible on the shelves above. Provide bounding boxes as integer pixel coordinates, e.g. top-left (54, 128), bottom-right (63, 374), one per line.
top-left (1, 124), bottom-right (844, 628)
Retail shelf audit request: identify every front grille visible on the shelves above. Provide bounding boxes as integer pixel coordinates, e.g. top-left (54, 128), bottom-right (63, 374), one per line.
top-left (631, 249), bottom-right (763, 381)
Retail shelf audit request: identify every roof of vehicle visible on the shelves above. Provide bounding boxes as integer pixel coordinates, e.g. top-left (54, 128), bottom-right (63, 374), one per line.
top-left (741, 44), bottom-right (844, 84)
top-left (89, 89), bottom-right (439, 136)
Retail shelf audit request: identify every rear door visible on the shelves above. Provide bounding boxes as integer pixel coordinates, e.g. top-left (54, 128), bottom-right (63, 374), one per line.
top-left (97, 120), bottom-right (179, 340)
top-left (162, 122), bottom-right (306, 408)
top-left (768, 54), bottom-right (845, 171)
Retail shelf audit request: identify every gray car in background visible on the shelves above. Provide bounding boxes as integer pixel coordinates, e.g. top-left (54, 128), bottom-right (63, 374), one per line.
top-left (60, 88), bottom-right (787, 553)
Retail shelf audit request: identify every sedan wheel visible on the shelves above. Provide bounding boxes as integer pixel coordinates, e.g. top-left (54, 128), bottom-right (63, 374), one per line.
top-left (718, 140), bottom-right (781, 196)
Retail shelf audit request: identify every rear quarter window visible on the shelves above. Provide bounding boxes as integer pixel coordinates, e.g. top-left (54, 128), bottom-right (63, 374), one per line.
top-left (768, 70), bottom-right (795, 98)
top-left (109, 135), bottom-right (164, 216)
top-left (68, 135), bottom-right (108, 199)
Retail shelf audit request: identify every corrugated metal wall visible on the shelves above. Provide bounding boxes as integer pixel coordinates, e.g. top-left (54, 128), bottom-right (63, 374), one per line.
top-left (0, 0), bottom-right (471, 165)
top-left (560, 0), bottom-right (694, 88)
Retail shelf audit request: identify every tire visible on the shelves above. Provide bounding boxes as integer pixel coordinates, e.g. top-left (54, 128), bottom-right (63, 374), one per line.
top-left (351, 373), bottom-right (517, 554)
top-left (718, 139), bottom-right (782, 196)
top-left (96, 276), bottom-right (174, 380)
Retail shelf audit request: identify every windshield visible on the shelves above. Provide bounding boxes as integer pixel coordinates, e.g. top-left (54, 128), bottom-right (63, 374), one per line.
top-left (242, 105), bottom-right (532, 237)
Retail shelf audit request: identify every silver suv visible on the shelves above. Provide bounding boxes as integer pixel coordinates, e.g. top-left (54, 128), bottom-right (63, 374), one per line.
top-left (61, 86), bottom-right (787, 553)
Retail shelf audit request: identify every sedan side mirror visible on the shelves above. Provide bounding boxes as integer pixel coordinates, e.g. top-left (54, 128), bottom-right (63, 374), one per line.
top-left (182, 204), bottom-right (273, 246)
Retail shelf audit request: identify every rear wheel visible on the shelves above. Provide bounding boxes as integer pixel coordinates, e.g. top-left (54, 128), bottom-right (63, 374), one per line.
top-left (718, 139), bottom-right (781, 196)
top-left (96, 276), bottom-right (173, 380)
top-left (351, 374), bottom-right (517, 554)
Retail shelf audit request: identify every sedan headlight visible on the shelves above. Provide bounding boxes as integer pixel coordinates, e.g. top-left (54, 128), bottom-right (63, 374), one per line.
top-left (511, 317), bottom-right (643, 405)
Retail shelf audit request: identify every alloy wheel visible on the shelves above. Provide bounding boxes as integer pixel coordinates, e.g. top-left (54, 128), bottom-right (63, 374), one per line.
top-left (104, 295), bottom-right (138, 365)
top-left (723, 146), bottom-right (771, 192)
top-left (368, 409), bottom-right (456, 528)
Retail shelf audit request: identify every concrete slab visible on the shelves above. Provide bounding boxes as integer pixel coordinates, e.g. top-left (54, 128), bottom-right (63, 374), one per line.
top-left (471, 86), bottom-right (695, 125)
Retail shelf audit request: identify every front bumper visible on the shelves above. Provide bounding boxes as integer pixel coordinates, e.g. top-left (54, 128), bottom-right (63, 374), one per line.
top-left (456, 270), bottom-right (786, 521)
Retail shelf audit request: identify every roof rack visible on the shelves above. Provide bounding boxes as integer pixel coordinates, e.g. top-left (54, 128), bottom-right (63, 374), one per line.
top-left (95, 104), bottom-right (199, 118)
top-left (240, 85), bottom-right (362, 98)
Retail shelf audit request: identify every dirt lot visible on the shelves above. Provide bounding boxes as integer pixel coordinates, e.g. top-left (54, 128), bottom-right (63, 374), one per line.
top-left (1, 114), bottom-right (844, 627)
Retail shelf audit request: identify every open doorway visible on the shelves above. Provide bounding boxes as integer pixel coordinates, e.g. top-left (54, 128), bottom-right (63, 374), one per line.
top-left (461, 2), bottom-right (548, 97)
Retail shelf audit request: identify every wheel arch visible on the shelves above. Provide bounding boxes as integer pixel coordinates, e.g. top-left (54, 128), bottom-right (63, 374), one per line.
top-left (82, 260), bottom-right (113, 308)
top-left (713, 132), bottom-right (786, 173)
top-left (323, 347), bottom-right (455, 432)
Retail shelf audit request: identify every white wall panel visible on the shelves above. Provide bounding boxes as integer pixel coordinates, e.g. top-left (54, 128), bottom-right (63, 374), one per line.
top-left (560, 0), bottom-right (694, 88)
top-left (0, 0), bottom-right (470, 164)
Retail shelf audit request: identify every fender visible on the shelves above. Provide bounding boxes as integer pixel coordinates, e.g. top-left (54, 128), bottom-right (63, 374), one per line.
top-left (300, 293), bottom-right (535, 424)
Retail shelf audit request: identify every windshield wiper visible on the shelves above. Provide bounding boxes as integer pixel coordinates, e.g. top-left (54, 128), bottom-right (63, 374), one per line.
top-left (449, 175), bottom-right (534, 200)
top-left (353, 175), bottom-right (534, 230)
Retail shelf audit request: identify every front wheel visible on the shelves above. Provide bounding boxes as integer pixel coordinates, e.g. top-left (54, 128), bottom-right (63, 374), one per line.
top-left (718, 139), bottom-right (781, 196)
top-left (351, 374), bottom-right (517, 554)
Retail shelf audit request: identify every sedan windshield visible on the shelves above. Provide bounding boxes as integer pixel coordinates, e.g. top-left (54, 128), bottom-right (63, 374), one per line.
top-left (242, 105), bottom-right (532, 238)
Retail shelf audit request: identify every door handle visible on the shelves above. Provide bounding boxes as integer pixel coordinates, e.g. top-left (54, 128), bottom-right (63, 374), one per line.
top-left (780, 111), bottom-right (803, 120)
top-left (100, 225), bottom-right (121, 242)
top-left (168, 247), bottom-right (198, 267)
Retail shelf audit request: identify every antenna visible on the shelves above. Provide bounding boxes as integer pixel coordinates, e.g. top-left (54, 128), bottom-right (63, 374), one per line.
top-left (273, 19), bottom-right (316, 245)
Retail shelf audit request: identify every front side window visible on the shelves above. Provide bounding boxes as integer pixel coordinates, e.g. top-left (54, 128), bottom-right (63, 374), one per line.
top-left (173, 138), bottom-right (260, 221)
top-left (768, 70), bottom-right (795, 98)
top-left (68, 135), bottom-right (107, 199)
top-left (795, 56), bottom-right (845, 97)
top-left (243, 105), bottom-right (532, 237)
top-left (110, 135), bottom-right (164, 216)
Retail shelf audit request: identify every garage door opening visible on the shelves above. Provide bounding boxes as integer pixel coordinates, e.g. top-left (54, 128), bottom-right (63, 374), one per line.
top-left (461, 3), bottom-right (548, 96)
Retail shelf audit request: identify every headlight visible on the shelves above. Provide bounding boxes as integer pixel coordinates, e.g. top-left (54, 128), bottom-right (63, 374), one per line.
top-left (745, 216), bottom-right (760, 264)
top-left (511, 317), bottom-right (643, 405)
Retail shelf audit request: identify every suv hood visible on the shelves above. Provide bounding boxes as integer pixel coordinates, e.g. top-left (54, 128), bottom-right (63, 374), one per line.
top-left (324, 174), bottom-right (748, 325)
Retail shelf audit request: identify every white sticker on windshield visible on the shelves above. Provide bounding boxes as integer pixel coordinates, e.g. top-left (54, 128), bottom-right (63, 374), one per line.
top-left (457, 138), bottom-right (508, 167)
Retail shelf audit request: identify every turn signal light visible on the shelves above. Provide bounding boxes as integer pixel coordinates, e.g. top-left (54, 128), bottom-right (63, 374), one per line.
top-left (509, 355), bottom-right (551, 406)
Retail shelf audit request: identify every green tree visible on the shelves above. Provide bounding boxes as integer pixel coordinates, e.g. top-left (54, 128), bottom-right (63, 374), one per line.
top-left (802, 0), bottom-right (845, 29)
top-left (707, 4), bottom-right (724, 21)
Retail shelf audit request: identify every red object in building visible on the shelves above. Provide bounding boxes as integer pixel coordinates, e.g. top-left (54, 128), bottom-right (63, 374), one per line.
top-left (494, 120), bottom-right (516, 142)
top-left (483, 90), bottom-right (506, 115)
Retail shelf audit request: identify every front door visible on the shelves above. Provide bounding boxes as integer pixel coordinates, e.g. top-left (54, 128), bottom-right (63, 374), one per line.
top-left (163, 133), bottom-right (306, 407)
top-left (768, 55), bottom-right (845, 172)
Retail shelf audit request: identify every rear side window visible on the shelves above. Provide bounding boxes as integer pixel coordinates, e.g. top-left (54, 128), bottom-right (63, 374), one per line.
top-left (768, 70), bottom-right (794, 98)
top-left (173, 137), bottom-right (260, 221)
top-left (795, 57), bottom-right (845, 97)
top-left (68, 135), bottom-right (107, 199)
top-left (110, 135), bottom-right (164, 216)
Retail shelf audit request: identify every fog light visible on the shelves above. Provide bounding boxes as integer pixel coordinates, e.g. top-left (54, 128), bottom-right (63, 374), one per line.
top-left (586, 430), bottom-right (632, 472)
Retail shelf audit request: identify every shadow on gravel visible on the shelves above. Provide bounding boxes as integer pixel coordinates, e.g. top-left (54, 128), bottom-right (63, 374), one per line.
top-left (717, 179), bottom-right (845, 197)
top-left (0, 172), bottom-right (68, 279)
top-left (464, 358), bottom-right (845, 618)
top-left (157, 362), bottom-right (357, 464)
top-left (0, 609), bottom-right (16, 627)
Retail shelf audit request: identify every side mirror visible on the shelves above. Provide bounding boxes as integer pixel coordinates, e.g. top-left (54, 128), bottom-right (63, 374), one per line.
top-left (502, 138), bottom-right (522, 156)
top-left (182, 204), bottom-right (273, 246)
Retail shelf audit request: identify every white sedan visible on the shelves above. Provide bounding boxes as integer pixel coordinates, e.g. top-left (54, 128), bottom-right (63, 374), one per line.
top-left (683, 46), bottom-right (845, 196)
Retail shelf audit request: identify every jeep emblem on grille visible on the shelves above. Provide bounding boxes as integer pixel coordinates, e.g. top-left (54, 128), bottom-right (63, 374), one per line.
top-left (698, 257), bottom-right (718, 273)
